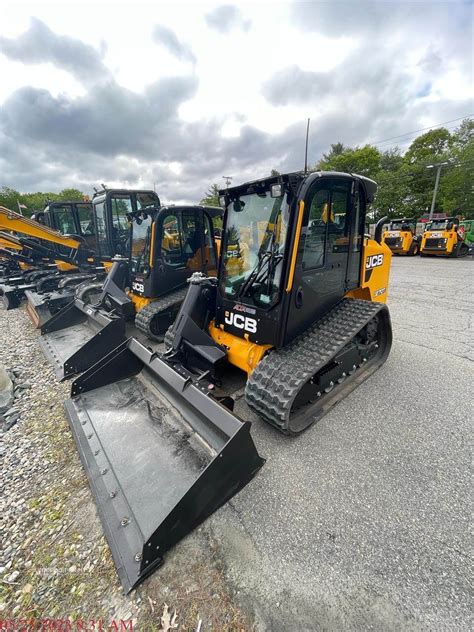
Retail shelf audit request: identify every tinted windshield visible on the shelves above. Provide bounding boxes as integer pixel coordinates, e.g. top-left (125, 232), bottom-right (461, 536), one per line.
top-left (390, 221), bottom-right (412, 231)
top-left (221, 191), bottom-right (290, 308)
top-left (426, 221), bottom-right (448, 231)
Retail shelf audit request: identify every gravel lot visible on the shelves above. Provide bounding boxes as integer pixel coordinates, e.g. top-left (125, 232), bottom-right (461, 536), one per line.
top-left (0, 255), bottom-right (472, 630)
top-left (0, 306), bottom-right (250, 630)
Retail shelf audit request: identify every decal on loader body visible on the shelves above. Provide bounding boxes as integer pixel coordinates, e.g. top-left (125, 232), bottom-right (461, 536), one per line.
top-left (225, 310), bottom-right (257, 333)
top-left (365, 254), bottom-right (384, 270)
top-left (132, 281), bottom-right (145, 293)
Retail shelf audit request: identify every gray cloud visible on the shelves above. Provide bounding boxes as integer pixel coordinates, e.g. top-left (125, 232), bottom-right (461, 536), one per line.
top-left (0, 6), bottom-right (471, 203)
top-left (205, 5), bottom-right (251, 33)
top-left (262, 65), bottom-right (332, 106)
top-left (152, 24), bottom-right (196, 64)
top-left (0, 17), bottom-right (110, 86)
top-left (0, 74), bottom-right (199, 158)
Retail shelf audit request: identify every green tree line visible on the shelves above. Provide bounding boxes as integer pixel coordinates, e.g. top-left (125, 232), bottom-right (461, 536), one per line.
top-left (0, 187), bottom-right (87, 216)
top-left (315, 118), bottom-right (473, 220)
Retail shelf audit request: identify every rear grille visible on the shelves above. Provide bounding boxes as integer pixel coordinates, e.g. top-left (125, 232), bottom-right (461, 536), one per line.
top-left (425, 238), bottom-right (445, 249)
top-left (385, 237), bottom-right (402, 248)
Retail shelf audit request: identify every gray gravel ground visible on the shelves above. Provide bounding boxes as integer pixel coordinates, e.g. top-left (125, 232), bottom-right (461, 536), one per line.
top-left (210, 256), bottom-right (473, 630)
top-left (0, 256), bottom-right (472, 630)
top-left (0, 305), bottom-right (251, 630)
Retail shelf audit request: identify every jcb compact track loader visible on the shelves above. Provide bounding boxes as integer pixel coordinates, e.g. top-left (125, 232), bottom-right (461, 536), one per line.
top-left (382, 218), bottom-right (420, 255)
top-left (64, 170), bottom-right (392, 592)
top-left (420, 217), bottom-right (469, 257)
top-left (39, 188), bottom-right (221, 379)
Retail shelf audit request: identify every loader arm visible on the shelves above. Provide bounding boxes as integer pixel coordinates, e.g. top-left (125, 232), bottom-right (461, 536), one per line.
top-left (0, 233), bottom-right (23, 251)
top-left (0, 206), bottom-right (83, 251)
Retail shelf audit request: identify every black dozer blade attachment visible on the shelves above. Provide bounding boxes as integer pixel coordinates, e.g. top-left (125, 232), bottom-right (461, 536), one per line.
top-left (66, 337), bottom-right (264, 593)
top-left (39, 297), bottom-right (126, 380)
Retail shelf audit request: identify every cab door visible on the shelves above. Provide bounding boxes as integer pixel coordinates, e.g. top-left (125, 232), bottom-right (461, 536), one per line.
top-left (153, 208), bottom-right (206, 296)
top-left (284, 177), bottom-right (358, 343)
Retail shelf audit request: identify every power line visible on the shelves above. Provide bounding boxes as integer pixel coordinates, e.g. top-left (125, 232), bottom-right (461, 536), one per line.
top-left (375, 158), bottom-right (474, 185)
top-left (368, 115), bottom-right (473, 146)
top-left (374, 123), bottom-right (464, 149)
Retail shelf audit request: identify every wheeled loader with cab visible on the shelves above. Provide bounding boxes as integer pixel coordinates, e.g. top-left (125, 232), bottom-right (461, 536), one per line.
top-left (420, 216), bottom-right (469, 257)
top-left (382, 218), bottom-right (420, 255)
top-left (39, 187), bottom-right (221, 379)
top-left (64, 170), bottom-right (393, 592)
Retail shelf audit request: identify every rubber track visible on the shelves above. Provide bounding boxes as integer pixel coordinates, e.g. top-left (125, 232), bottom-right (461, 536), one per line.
top-left (164, 325), bottom-right (174, 349)
top-left (135, 286), bottom-right (189, 340)
top-left (245, 298), bottom-right (386, 433)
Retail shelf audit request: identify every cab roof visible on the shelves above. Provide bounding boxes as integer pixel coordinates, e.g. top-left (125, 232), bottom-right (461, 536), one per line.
top-left (220, 170), bottom-right (378, 203)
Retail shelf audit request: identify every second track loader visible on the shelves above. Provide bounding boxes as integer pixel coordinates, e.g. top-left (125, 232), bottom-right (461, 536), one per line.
top-left (39, 190), bottom-right (221, 379)
top-left (64, 170), bottom-right (392, 591)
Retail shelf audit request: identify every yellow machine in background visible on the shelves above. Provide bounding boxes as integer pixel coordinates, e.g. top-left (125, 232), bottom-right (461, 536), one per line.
top-left (420, 217), bottom-right (469, 257)
top-left (0, 206), bottom-right (87, 271)
top-left (383, 218), bottom-right (420, 256)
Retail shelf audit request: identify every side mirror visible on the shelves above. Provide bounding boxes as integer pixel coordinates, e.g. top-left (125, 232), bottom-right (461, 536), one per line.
top-left (374, 216), bottom-right (388, 245)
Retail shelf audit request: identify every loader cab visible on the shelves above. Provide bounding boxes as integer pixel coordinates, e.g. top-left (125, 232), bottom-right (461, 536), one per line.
top-left (130, 205), bottom-right (221, 299)
top-left (91, 189), bottom-right (160, 260)
top-left (217, 171), bottom-right (374, 347)
top-left (42, 201), bottom-right (96, 252)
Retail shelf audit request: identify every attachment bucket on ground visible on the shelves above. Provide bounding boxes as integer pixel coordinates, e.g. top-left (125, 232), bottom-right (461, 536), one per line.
top-left (65, 336), bottom-right (264, 592)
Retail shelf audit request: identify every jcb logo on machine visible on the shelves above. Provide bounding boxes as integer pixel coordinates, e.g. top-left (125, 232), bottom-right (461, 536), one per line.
top-left (132, 281), bottom-right (145, 293)
top-left (225, 311), bottom-right (257, 333)
top-left (366, 254), bottom-right (384, 270)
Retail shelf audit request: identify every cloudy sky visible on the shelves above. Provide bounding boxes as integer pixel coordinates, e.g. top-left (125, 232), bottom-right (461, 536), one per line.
top-left (0, 0), bottom-right (472, 203)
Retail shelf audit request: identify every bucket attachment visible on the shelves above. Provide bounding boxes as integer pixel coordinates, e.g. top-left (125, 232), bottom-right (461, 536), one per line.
top-left (39, 298), bottom-right (126, 380)
top-left (1, 282), bottom-right (34, 309)
top-left (25, 289), bottom-right (74, 328)
top-left (26, 274), bottom-right (105, 328)
top-left (65, 337), bottom-right (264, 593)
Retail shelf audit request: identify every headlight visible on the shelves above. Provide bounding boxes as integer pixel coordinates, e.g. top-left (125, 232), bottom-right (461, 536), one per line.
top-left (271, 184), bottom-right (283, 198)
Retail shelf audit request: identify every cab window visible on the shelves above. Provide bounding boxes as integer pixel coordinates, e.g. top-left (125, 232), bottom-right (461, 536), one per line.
top-left (77, 204), bottom-right (94, 235)
top-left (302, 188), bottom-right (330, 269)
top-left (204, 214), bottom-right (217, 272)
top-left (110, 195), bottom-right (132, 256)
top-left (94, 201), bottom-right (110, 256)
top-left (137, 192), bottom-right (158, 210)
top-left (54, 206), bottom-right (76, 235)
top-left (161, 214), bottom-right (182, 266)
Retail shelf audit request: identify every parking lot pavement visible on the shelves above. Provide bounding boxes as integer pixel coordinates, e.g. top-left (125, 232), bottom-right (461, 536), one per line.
top-left (210, 256), bottom-right (473, 631)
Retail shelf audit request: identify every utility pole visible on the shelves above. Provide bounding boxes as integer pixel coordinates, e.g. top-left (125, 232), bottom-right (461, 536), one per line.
top-left (426, 161), bottom-right (449, 219)
top-left (222, 176), bottom-right (232, 188)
